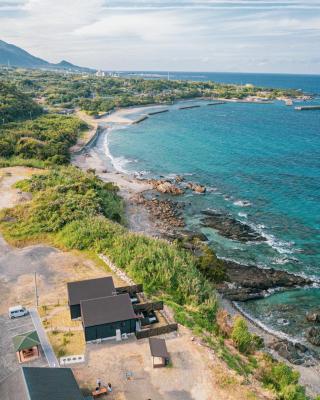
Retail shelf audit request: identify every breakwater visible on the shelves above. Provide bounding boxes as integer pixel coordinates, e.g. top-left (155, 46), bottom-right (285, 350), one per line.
top-left (179, 105), bottom-right (201, 110)
top-left (295, 105), bottom-right (320, 111)
top-left (148, 109), bottom-right (169, 116)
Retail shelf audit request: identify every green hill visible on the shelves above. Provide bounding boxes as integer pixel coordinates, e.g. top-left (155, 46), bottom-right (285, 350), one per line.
top-left (0, 39), bottom-right (94, 72)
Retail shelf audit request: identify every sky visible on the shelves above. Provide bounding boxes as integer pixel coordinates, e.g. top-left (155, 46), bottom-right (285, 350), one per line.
top-left (0, 0), bottom-right (320, 74)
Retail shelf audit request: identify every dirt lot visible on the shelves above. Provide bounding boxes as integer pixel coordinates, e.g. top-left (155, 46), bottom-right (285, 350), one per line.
top-left (74, 328), bottom-right (216, 400)
top-left (73, 326), bottom-right (273, 400)
top-left (0, 167), bottom-right (125, 314)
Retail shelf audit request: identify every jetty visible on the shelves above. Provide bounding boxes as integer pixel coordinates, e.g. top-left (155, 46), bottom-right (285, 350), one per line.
top-left (179, 105), bottom-right (201, 110)
top-left (207, 101), bottom-right (226, 106)
top-left (148, 109), bottom-right (169, 116)
top-left (295, 105), bottom-right (320, 111)
top-left (133, 115), bottom-right (149, 124)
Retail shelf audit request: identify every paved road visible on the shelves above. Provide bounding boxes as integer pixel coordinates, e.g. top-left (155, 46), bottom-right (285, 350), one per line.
top-left (29, 308), bottom-right (59, 367)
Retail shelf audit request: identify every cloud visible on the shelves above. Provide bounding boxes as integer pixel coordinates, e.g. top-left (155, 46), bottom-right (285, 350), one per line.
top-left (73, 11), bottom-right (190, 42)
top-left (0, 0), bottom-right (319, 73)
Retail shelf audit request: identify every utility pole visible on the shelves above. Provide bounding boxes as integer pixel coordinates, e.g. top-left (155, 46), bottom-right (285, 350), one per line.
top-left (34, 272), bottom-right (39, 307)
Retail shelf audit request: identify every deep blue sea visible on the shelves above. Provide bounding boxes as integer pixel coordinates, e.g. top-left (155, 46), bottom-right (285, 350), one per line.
top-left (106, 72), bottom-right (320, 341)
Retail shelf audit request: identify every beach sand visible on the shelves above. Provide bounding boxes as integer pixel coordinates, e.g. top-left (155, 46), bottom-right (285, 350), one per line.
top-left (72, 106), bottom-right (160, 236)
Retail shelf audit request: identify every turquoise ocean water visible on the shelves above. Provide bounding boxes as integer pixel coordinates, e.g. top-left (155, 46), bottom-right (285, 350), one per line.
top-left (106, 73), bottom-right (320, 340)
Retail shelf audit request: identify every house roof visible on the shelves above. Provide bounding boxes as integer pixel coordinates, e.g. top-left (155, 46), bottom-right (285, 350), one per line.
top-left (81, 293), bottom-right (138, 328)
top-left (149, 338), bottom-right (170, 358)
top-left (67, 276), bottom-right (115, 306)
top-left (22, 367), bottom-right (84, 400)
top-left (0, 367), bottom-right (84, 400)
top-left (12, 331), bottom-right (40, 352)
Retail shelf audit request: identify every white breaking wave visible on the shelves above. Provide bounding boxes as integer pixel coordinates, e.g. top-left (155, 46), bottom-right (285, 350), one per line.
top-left (233, 199), bottom-right (252, 207)
top-left (233, 302), bottom-right (299, 343)
top-left (238, 212), bottom-right (248, 218)
top-left (103, 128), bottom-right (132, 174)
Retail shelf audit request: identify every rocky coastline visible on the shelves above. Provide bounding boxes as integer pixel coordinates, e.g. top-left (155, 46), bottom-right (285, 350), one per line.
top-left (128, 176), bottom-right (319, 366)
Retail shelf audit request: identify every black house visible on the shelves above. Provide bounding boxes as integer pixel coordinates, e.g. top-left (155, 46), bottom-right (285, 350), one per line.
top-left (81, 293), bottom-right (139, 342)
top-left (67, 276), bottom-right (116, 319)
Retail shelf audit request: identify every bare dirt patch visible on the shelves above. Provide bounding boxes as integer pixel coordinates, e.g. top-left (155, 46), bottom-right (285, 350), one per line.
top-left (73, 326), bottom-right (274, 400)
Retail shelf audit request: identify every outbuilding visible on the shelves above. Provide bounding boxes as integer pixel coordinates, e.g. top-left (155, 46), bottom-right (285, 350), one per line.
top-left (149, 338), bottom-right (170, 368)
top-left (81, 293), bottom-right (139, 342)
top-left (67, 276), bottom-right (116, 319)
top-left (12, 331), bottom-right (41, 364)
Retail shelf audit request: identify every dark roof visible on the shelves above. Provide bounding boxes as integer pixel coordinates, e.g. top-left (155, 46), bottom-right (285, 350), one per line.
top-left (149, 338), bottom-right (170, 358)
top-left (67, 276), bottom-right (115, 306)
top-left (22, 367), bottom-right (84, 400)
top-left (81, 293), bottom-right (138, 328)
top-left (12, 331), bottom-right (40, 352)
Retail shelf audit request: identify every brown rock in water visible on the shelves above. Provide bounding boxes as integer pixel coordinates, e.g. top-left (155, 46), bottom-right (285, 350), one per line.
top-left (201, 210), bottom-right (266, 243)
top-left (175, 175), bottom-right (184, 183)
top-left (306, 311), bottom-right (320, 323)
top-left (218, 260), bottom-right (313, 301)
top-left (306, 326), bottom-right (320, 346)
top-left (156, 181), bottom-right (184, 195)
top-left (187, 182), bottom-right (206, 193)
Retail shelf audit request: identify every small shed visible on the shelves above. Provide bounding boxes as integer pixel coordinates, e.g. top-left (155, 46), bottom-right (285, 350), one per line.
top-left (67, 276), bottom-right (116, 319)
top-left (81, 293), bottom-right (138, 342)
top-left (149, 338), bottom-right (170, 368)
top-left (12, 331), bottom-right (40, 363)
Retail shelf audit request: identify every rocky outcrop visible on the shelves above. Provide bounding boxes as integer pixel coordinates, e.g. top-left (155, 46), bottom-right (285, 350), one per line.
top-left (218, 261), bottom-right (312, 301)
top-left (187, 182), bottom-right (206, 193)
top-left (132, 194), bottom-right (185, 232)
top-left (148, 179), bottom-right (184, 195)
top-left (306, 326), bottom-right (320, 346)
top-left (269, 339), bottom-right (317, 366)
top-left (200, 210), bottom-right (266, 243)
top-left (174, 175), bottom-right (184, 183)
top-left (306, 311), bottom-right (320, 323)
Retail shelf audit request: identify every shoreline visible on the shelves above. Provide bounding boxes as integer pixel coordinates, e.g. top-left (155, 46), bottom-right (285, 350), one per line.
top-left (72, 104), bottom-right (320, 395)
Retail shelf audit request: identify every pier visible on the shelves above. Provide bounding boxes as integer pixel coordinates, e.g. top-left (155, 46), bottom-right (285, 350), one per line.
top-left (148, 109), bottom-right (169, 116)
top-left (133, 115), bottom-right (149, 124)
top-left (295, 105), bottom-right (320, 111)
top-left (207, 101), bottom-right (226, 106)
top-left (179, 105), bottom-right (201, 110)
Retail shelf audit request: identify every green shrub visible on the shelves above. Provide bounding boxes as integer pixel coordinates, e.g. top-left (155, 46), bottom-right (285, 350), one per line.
top-left (196, 245), bottom-right (227, 283)
top-left (1, 167), bottom-right (124, 239)
top-left (261, 360), bottom-right (309, 400)
top-left (0, 114), bottom-right (87, 165)
top-left (231, 316), bottom-right (254, 354)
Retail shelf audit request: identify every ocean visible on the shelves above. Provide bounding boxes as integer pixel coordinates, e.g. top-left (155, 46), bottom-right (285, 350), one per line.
top-left (105, 72), bottom-right (320, 341)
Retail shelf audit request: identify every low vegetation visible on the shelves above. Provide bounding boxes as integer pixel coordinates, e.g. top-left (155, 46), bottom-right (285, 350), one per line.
top-left (0, 114), bottom-right (87, 166)
top-left (0, 81), bottom-right (42, 123)
top-left (1, 67), bottom-right (303, 116)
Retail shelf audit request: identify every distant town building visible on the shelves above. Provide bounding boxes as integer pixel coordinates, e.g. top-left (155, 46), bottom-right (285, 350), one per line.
top-left (95, 70), bottom-right (105, 77)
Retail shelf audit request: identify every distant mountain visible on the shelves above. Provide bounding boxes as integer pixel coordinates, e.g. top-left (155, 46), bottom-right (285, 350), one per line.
top-left (0, 40), bottom-right (94, 72)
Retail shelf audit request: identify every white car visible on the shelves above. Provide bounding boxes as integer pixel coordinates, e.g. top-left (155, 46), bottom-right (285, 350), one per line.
top-left (8, 305), bottom-right (28, 319)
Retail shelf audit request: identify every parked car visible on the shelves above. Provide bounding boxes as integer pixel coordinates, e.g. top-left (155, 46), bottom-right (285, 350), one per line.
top-left (8, 305), bottom-right (28, 319)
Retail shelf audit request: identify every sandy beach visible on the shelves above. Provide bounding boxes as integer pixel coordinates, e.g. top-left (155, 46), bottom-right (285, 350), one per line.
top-left (72, 106), bottom-right (162, 236)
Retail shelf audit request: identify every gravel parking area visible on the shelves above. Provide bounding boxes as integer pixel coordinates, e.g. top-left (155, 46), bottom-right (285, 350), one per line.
top-left (0, 313), bottom-right (47, 383)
